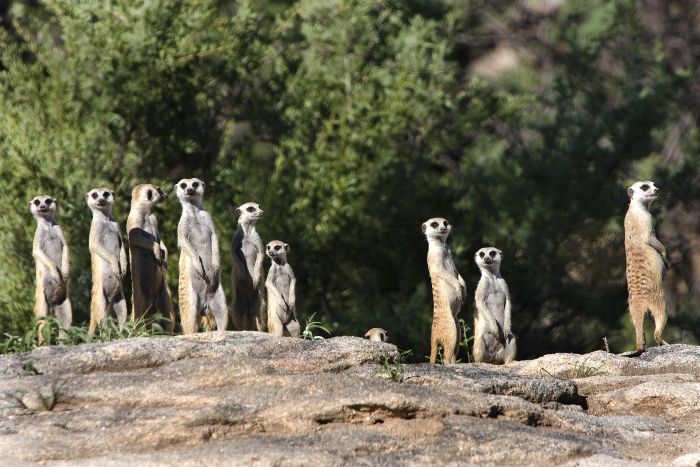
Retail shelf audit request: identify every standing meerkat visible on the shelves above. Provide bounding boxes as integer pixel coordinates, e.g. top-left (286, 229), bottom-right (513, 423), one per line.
top-left (87, 188), bottom-right (128, 337)
top-left (231, 202), bottom-right (266, 331)
top-left (175, 178), bottom-right (228, 334)
top-left (422, 218), bottom-right (466, 364)
top-left (473, 247), bottom-right (516, 364)
top-left (127, 184), bottom-right (175, 332)
top-left (365, 328), bottom-right (388, 342)
top-left (31, 195), bottom-right (72, 337)
top-left (625, 181), bottom-right (669, 354)
top-left (265, 240), bottom-right (299, 337)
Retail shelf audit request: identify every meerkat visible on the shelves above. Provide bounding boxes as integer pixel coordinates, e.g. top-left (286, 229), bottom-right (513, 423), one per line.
top-left (265, 240), bottom-right (299, 337)
top-left (422, 218), bottom-right (466, 364)
top-left (175, 178), bottom-right (228, 334)
top-left (365, 328), bottom-right (388, 342)
top-left (625, 181), bottom-right (669, 354)
top-left (87, 188), bottom-right (128, 337)
top-left (31, 195), bottom-right (72, 339)
top-left (127, 184), bottom-right (175, 332)
top-left (231, 202), bottom-right (266, 331)
top-left (473, 247), bottom-right (516, 364)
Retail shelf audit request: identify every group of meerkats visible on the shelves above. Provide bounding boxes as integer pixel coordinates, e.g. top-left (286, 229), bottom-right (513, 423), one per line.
top-left (31, 179), bottom-right (297, 340)
top-left (30, 178), bottom-right (668, 362)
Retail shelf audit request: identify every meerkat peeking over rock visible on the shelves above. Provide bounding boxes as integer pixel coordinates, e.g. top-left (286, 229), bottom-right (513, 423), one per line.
top-left (473, 247), bottom-right (516, 364)
top-left (625, 181), bottom-right (669, 355)
top-left (231, 202), bottom-right (266, 331)
top-left (175, 178), bottom-right (228, 333)
top-left (86, 188), bottom-right (128, 337)
top-left (127, 184), bottom-right (175, 332)
top-left (265, 240), bottom-right (299, 337)
top-left (422, 217), bottom-right (466, 364)
top-left (31, 195), bottom-right (72, 338)
top-left (365, 328), bottom-right (388, 342)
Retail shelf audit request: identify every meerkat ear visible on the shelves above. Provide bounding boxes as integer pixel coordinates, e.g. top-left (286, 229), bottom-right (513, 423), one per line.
top-left (627, 187), bottom-right (634, 199)
top-left (421, 223), bottom-right (427, 234)
top-left (235, 208), bottom-right (241, 217)
top-left (364, 332), bottom-right (370, 339)
top-left (284, 243), bottom-right (289, 251)
top-left (54, 198), bottom-right (59, 207)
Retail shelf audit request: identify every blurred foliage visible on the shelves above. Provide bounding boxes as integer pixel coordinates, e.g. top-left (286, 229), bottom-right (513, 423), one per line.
top-left (0, 0), bottom-right (698, 360)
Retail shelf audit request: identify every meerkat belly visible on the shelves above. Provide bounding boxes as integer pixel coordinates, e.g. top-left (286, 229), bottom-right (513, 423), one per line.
top-left (626, 243), bottom-right (663, 298)
top-left (42, 233), bottom-right (63, 266)
top-left (188, 223), bottom-right (213, 272)
top-left (485, 291), bottom-right (506, 326)
top-left (273, 274), bottom-right (291, 304)
top-left (241, 240), bottom-right (258, 276)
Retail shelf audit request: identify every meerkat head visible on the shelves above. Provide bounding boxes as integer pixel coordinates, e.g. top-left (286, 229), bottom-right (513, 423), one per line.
top-left (132, 184), bottom-right (166, 208)
top-left (175, 178), bottom-right (205, 204)
top-left (30, 195), bottom-right (58, 221)
top-left (266, 240), bottom-right (289, 264)
top-left (475, 247), bottom-right (503, 272)
top-left (86, 188), bottom-right (115, 213)
top-left (627, 181), bottom-right (659, 207)
top-left (421, 217), bottom-right (451, 243)
top-left (364, 328), bottom-right (388, 343)
top-left (235, 202), bottom-right (264, 225)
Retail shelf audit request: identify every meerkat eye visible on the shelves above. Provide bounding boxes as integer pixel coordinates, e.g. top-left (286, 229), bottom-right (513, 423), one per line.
top-left (33, 199), bottom-right (40, 206)
top-left (489, 250), bottom-right (497, 257)
top-left (180, 183), bottom-right (187, 189)
top-left (443, 221), bottom-right (449, 226)
top-left (147, 190), bottom-right (153, 200)
top-left (274, 245), bottom-right (281, 251)
top-left (103, 192), bottom-right (110, 198)
top-left (45, 199), bottom-right (53, 206)
top-left (192, 181), bottom-right (200, 189)
top-left (430, 221), bottom-right (438, 228)
top-left (246, 206), bottom-right (256, 212)
top-left (479, 252), bottom-right (485, 258)
top-left (641, 184), bottom-right (649, 191)
top-left (91, 192), bottom-right (98, 199)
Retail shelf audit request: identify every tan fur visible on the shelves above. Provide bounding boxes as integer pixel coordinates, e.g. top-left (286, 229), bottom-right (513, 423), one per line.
top-left (365, 328), bottom-right (388, 342)
top-left (422, 218), bottom-right (466, 364)
top-left (87, 188), bottom-right (128, 337)
top-left (31, 195), bottom-right (71, 343)
top-left (127, 184), bottom-right (175, 332)
top-left (624, 181), bottom-right (668, 352)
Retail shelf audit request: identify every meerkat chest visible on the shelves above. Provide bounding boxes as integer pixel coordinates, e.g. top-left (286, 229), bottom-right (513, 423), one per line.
top-left (479, 276), bottom-right (506, 311)
top-left (271, 265), bottom-right (292, 294)
top-left (95, 221), bottom-right (121, 254)
top-left (625, 209), bottom-right (652, 243)
top-left (428, 247), bottom-right (458, 278)
top-left (39, 227), bottom-right (63, 264)
top-left (241, 233), bottom-right (261, 270)
top-left (141, 215), bottom-right (159, 238)
top-left (187, 213), bottom-right (212, 246)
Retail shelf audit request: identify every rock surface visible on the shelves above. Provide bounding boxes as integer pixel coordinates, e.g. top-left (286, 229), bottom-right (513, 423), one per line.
top-left (0, 334), bottom-right (698, 465)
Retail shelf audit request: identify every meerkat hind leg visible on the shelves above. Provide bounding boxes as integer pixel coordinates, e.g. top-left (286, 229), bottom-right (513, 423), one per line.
top-left (504, 336), bottom-right (517, 363)
top-left (629, 302), bottom-right (647, 353)
top-left (209, 286), bottom-right (228, 331)
top-left (155, 284), bottom-right (175, 333)
top-left (649, 301), bottom-right (669, 346)
top-left (286, 320), bottom-right (300, 338)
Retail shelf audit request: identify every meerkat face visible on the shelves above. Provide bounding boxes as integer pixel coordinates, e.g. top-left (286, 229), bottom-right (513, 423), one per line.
top-left (627, 181), bottom-right (659, 206)
top-left (266, 240), bottom-right (289, 260)
top-left (132, 184), bottom-right (166, 207)
top-left (235, 202), bottom-right (264, 223)
top-left (421, 217), bottom-right (451, 242)
top-left (30, 195), bottom-right (58, 219)
top-left (365, 328), bottom-right (388, 342)
top-left (86, 188), bottom-right (115, 212)
top-left (175, 178), bottom-right (205, 202)
top-left (475, 247), bottom-right (503, 269)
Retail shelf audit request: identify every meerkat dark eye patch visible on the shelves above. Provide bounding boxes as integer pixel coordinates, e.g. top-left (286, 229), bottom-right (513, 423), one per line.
top-left (641, 184), bottom-right (649, 191)
top-left (192, 182), bottom-right (200, 189)
top-left (247, 206), bottom-right (256, 212)
top-left (180, 183), bottom-right (187, 189)
top-left (147, 190), bottom-right (153, 200)
top-left (274, 245), bottom-right (281, 251)
top-left (443, 221), bottom-right (449, 226)
top-left (103, 192), bottom-right (110, 198)
top-left (479, 252), bottom-right (485, 258)
top-left (489, 250), bottom-right (497, 257)
top-left (33, 199), bottom-right (40, 206)
top-left (91, 192), bottom-right (98, 199)
top-left (430, 222), bottom-right (438, 228)
top-left (45, 199), bottom-right (53, 205)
